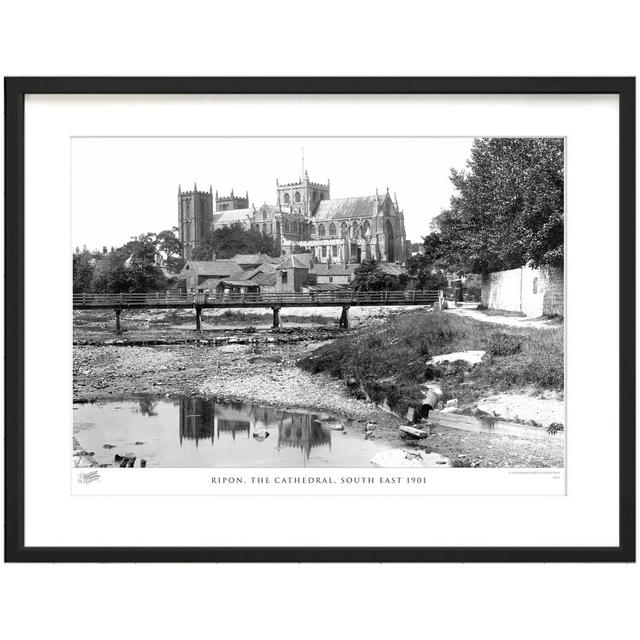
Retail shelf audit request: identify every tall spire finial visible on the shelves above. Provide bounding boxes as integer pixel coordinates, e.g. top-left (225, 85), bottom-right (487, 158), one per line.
top-left (301, 147), bottom-right (304, 180)
top-left (194, 182), bottom-right (197, 192)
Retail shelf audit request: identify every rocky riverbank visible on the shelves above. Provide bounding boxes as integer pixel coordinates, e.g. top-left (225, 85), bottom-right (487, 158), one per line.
top-left (73, 336), bottom-right (565, 467)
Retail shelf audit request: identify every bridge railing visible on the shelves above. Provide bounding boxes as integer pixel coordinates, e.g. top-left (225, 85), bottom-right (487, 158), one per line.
top-left (73, 290), bottom-right (441, 306)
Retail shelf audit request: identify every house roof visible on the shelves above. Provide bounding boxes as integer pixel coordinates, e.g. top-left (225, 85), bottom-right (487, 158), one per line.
top-left (182, 260), bottom-right (244, 278)
top-left (379, 263), bottom-right (406, 277)
top-left (231, 253), bottom-right (279, 266)
top-left (277, 255), bottom-right (310, 270)
top-left (313, 195), bottom-right (385, 221)
top-left (217, 279), bottom-right (260, 288)
top-left (250, 271), bottom-right (277, 286)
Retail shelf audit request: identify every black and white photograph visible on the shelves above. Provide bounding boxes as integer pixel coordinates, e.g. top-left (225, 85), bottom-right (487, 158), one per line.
top-left (72, 136), bottom-right (565, 472)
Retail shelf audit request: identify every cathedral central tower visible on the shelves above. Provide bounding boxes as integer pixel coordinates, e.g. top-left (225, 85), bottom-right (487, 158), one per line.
top-left (276, 171), bottom-right (330, 216)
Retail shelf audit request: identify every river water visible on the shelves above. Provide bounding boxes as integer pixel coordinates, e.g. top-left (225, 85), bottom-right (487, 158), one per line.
top-left (73, 395), bottom-right (391, 468)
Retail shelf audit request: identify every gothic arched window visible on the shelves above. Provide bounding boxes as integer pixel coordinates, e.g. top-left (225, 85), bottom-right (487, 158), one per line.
top-left (310, 224), bottom-right (317, 235)
top-left (262, 211), bottom-right (267, 220)
top-left (318, 224), bottom-right (326, 237)
top-left (329, 223), bottom-right (336, 236)
top-left (294, 191), bottom-right (301, 203)
top-left (341, 222), bottom-right (348, 237)
top-left (352, 223), bottom-right (359, 238)
top-left (283, 193), bottom-right (290, 204)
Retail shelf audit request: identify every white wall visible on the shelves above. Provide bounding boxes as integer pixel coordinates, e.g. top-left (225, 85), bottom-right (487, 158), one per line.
top-left (481, 266), bottom-right (564, 317)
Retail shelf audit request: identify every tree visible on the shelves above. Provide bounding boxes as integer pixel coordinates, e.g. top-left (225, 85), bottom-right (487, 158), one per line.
top-left (405, 253), bottom-right (448, 290)
top-left (91, 234), bottom-right (166, 293)
top-left (73, 251), bottom-right (97, 293)
top-left (192, 223), bottom-right (279, 260)
top-left (90, 251), bottom-right (132, 293)
top-left (435, 138), bottom-right (564, 274)
top-left (351, 258), bottom-right (407, 291)
top-left (157, 229), bottom-right (185, 273)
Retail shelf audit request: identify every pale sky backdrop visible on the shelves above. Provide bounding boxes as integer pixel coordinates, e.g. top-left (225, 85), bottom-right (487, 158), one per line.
top-left (71, 137), bottom-right (474, 250)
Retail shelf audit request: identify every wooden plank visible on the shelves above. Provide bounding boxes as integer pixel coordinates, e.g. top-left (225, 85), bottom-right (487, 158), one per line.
top-left (430, 410), bottom-right (553, 441)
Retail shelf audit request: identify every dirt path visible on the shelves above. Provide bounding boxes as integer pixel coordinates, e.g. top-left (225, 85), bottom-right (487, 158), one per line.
top-left (445, 307), bottom-right (561, 330)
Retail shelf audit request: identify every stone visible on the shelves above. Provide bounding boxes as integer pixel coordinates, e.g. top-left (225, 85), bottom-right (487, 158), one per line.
top-left (429, 350), bottom-right (486, 365)
top-left (399, 425), bottom-right (429, 439)
top-left (446, 398), bottom-right (459, 408)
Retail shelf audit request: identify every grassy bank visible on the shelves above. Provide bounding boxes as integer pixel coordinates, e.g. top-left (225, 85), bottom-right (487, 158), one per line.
top-left (297, 310), bottom-right (563, 417)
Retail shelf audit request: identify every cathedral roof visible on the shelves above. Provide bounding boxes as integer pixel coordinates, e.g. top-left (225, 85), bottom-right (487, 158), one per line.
top-left (313, 195), bottom-right (383, 221)
top-left (212, 209), bottom-right (253, 225)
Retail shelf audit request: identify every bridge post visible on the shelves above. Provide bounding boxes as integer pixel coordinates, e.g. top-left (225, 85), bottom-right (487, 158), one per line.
top-left (272, 306), bottom-right (281, 329)
top-left (115, 308), bottom-right (122, 334)
top-left (195, 305), bottom-right (202, 332)
top-left (339, 305), bottom-right (350, 329)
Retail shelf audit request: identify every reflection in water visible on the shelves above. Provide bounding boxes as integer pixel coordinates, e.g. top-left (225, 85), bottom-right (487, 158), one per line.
top-left (137, 396), bottom-right (159, 417)
top-left (74, 394), bottom-right (389, 468)
top-left (178, 397), bottom-right (332, 460)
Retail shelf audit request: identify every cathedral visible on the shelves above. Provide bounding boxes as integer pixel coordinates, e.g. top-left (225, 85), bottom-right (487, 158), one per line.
top-left (177, 170), bottom-right (407, 264)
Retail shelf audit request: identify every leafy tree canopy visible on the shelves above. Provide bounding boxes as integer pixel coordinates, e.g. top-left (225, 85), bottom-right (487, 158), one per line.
top-left (157, 228), bottom-right (185, 273)
top-left (434, 138), bottom-right (564, 274)
top-left (91, 233), bottom-right (167, 293)
top-left (351, 258), bottom-right (408, 291)
top-left (191, 223), bottom-right (279, 260)
top-left (405, 253), bottom-right (448, 290)
top-left (73, 230), bottom-right (185, 293)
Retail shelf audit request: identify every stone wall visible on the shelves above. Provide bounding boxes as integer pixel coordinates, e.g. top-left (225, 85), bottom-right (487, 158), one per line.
top-left (481, 266), bottom-right (564, 317)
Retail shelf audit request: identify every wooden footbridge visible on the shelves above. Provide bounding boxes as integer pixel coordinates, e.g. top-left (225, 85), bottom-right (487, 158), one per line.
top-left (73, 290), bottom-right (442, 332)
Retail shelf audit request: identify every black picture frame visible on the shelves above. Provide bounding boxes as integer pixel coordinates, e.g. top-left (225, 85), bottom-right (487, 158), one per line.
top-left (4, 77), bottom-right (636, 563)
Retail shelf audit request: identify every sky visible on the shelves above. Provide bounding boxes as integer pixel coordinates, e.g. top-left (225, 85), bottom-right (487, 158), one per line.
top-left (71, 137), bottom-right (474, 250)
